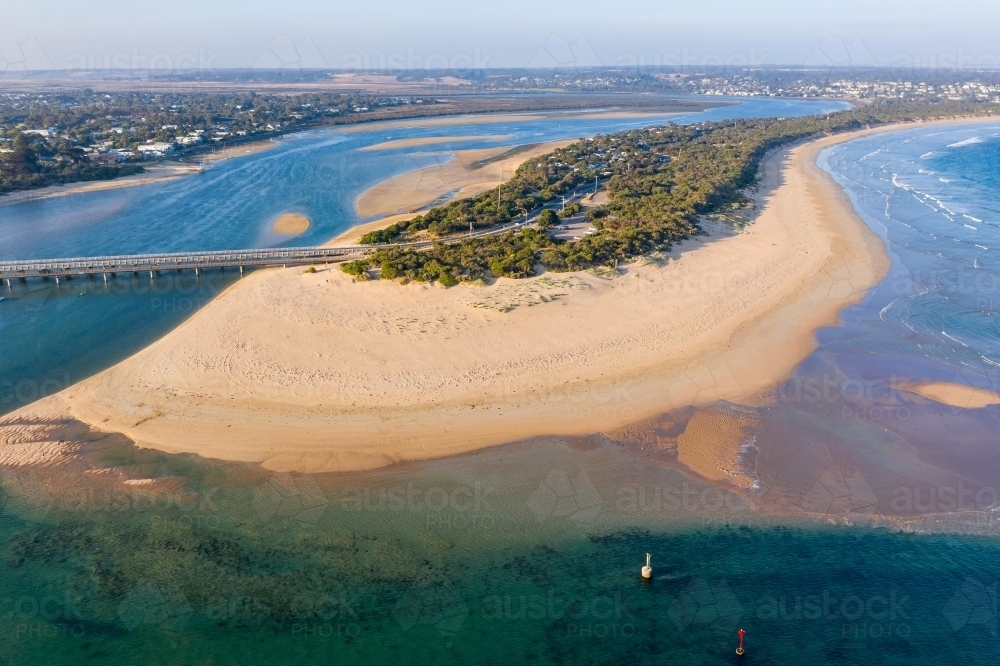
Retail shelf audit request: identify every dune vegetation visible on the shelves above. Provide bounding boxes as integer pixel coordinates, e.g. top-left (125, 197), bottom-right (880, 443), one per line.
top-left (343, 100), bottom-right (996, 285)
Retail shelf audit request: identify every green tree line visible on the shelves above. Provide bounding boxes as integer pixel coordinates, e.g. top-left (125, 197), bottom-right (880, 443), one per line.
top-left (344, 100), bottom-right (998, 285)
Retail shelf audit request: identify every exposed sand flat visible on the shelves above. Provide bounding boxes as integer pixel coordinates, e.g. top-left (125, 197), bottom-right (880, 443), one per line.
top-left (337, 113), bottom-right (551, 133)
top-left (334, 108), bottom-right (683, 134)
top-left (905, 381), bottom-right (1000, 409)
top-left (271, 213), bottom-right (311, 235)
top-left (354, 140), bottom-right (577, 218)
top-left (675, 407), bottom-right (760, 489)
top-left (0, 127), bottom-right (893, 473)
top-left (362, 135), bottom-right (509, 151)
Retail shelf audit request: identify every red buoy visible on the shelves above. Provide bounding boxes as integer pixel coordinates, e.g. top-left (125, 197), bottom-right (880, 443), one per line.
top-left (736, 628), bottom-right (746, 656)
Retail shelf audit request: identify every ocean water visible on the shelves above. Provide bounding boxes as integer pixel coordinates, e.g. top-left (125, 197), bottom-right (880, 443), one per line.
top-left (1, 433), bottom-right (998, 665)
top-left (5, 103), bottom-right (1000, 664)
top-left (820, 124), bottom-right (1000, 386)
top-left (0, 96), bottom-right (847, 416)
top-left (699, 125), bottom-right (1000, 536)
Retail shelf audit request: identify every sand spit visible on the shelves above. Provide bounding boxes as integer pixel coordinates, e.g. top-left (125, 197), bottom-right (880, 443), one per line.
top-left (354, 139), bottom-right (577, 219)
top-left (336, 113), bottom-right (551, 133)
top-left (271, 213), bottom-right (311, 235)
top-left (361, 135), bottom-right (509, 151)
top-left (335, 109), bottom-right (684, 134)
top-left (0, 127), bottom-right (893, 473)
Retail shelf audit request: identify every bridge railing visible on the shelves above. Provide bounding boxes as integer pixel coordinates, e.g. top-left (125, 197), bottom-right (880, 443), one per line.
top-left (0, 218), bottom-right (537, 278)
top-left (0, 245), bottom-right (372, 274)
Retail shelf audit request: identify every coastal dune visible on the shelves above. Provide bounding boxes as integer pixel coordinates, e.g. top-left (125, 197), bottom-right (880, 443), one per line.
top-left (1, 129), bottom-right (890, 473)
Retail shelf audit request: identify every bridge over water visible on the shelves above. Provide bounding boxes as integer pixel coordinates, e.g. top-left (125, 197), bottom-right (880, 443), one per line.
top-left (0, 245), bottom-right (378, 287)
top-left (0, 170), bottom-right (607, 290)
top-left (0, 218), bottom-right (537, 288)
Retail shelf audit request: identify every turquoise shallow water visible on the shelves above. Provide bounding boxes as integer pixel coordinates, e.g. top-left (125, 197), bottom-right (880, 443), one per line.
top-left (1, 435), bottom-right (998, 665)
top-left (4, 101), bottom-right (1000, 664)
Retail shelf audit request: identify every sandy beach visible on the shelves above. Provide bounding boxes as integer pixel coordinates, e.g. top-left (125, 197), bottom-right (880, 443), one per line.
top-left (354, 140), bottom-right (578, 219)
top-left (0, 126), bottom-right (894, 474)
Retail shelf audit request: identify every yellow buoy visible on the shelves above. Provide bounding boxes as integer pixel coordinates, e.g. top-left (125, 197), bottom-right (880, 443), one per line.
top-left (641, 553), bottom-right (652, 580)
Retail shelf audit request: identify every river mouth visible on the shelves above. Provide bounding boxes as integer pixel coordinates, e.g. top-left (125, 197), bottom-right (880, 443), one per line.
top-left (10, 99), bottom-right (1000, 664)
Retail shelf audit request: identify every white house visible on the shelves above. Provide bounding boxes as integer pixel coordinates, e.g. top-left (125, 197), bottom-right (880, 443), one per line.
top-left (137, 142), bottom-right (175, 157)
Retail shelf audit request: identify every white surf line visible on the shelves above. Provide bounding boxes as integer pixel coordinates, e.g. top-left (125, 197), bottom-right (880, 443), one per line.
top-left (941, 331), bottom-right (970, 347)
top-left (981, 355), bottom-right (1000, 368)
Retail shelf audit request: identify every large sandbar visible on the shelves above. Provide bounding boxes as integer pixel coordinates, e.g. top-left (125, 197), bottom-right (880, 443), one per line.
top-left (2, 128), bottom-right (893, 473)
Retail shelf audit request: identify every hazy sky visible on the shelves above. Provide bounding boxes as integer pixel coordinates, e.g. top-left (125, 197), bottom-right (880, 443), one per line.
top-left (3, 0), bottom-right (998, 72)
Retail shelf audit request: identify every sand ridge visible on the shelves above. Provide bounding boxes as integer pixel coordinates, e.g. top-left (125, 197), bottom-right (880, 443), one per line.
top-left (0, 126), bottom-right (895, 473)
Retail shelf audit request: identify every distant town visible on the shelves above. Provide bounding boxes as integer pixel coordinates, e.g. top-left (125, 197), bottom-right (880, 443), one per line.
top-left (0, 91), bottom-right (432, 192)
top-left (0, 91), bottom-right (420, 163)
top-left (2, 67), bottom-right (998, 194)
top-left (476, 68), bottom-right (1000, 102)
